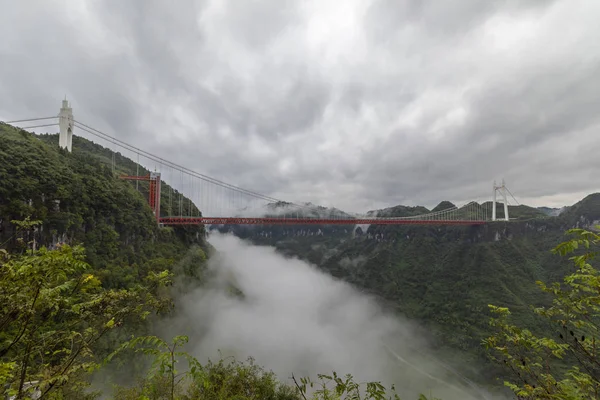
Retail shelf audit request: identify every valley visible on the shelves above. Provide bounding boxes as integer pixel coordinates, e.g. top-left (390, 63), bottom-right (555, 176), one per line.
top-left (216, 195), bottom-right (600, 381)
top-left (1, 123), bottom-right (599, 398)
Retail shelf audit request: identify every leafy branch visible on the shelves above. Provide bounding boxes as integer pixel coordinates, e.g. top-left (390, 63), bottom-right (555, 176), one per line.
top-left (485, 227), bottom-right (600, 399)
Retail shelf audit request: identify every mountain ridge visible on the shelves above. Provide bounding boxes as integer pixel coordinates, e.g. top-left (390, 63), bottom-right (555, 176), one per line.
top-left (5, 123), bottom-right (600, 390)
top-left (239, 192), bottom-right (600, 385)
top-left (0, 125), bottom-right (208, 289)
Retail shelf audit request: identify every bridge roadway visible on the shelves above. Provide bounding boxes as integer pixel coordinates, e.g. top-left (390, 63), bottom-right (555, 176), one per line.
top-left (159, 217), bottom-right (486, 226)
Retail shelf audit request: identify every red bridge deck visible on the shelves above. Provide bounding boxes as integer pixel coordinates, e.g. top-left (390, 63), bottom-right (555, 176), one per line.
top-left (159, 217), bottom-right (486, 226)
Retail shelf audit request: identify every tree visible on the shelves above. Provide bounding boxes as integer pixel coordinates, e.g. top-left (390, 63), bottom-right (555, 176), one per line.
top-left (484, 227), bottom-right (600, 399)
top-left (0, 242), bottom-right (172, 399)
top-left (107, 333), bottom-right (441, 400)
top-left (107, 336), bottom-right (300, 400)
top-left (292, 371), bottom-right (406, 400)
top-left (107, 335), bottom-right (199, 400)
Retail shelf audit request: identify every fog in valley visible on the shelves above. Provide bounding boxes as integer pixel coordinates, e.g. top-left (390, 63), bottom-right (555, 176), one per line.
top-left (156, 234), bottom-right (504, 400)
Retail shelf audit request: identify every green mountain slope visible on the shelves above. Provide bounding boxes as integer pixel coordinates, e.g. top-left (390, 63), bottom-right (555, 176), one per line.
top-left (0, 123), bottom-right (207, 288)
top-left (244, 195), bottom-right (600, 383)
top-left (367, 204), bottom-right (431, 217)
top-left (5, 121), bottom-right (598, 390)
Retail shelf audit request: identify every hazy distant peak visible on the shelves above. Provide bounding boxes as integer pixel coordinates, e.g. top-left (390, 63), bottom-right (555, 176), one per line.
top-left (366, 204), bottom-right (430, 218)
top-left (432, 201), bottom-right (457, 212)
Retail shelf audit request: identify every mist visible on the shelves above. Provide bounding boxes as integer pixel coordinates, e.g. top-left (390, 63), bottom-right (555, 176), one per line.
top-left (158, 234), bottom-right (502, 400)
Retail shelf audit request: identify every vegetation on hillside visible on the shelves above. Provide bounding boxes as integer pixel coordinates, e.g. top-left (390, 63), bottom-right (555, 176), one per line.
top-left (485, 226), bottom-right (600, 398)
top-left (367, 205), bottom-right (430, 218)
top-left (36, 133), bottom-right (204, 220)
top-left (0, 124), bottom-right (427, 399)
top-left (0, 124), bottom-right (208, 290)
top-left (0, 232), bottom-right (429, 400)
top-left (0, 124), bottom-right (211, 395)
top-left (0, 218), bottom-right (173, 398)
top-left (559, 193), bottom-right (600, 227)
top-left (4, 122), bottom-right (600, 398)
top-left (431, 201), bottom-right (456, 213)
top-left (244, 194), bottom-right (600, 386)
top-left (4, 219), bottom-right (599, 399)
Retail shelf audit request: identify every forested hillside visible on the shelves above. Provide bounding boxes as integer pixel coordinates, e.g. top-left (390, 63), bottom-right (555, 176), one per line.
top-left (0, 124), bottom-right (454, 399)
top-left (242, 190), bottom-right (600, 380)
top-left (3, 122), bottom-right (600, 398)
top-left (0, 123), bottom-right (215, 398)
top-left (0, 123), bottom-right (208, 288)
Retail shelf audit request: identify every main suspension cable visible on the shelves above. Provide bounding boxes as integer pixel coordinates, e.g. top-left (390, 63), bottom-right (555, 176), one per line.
top-left (3, 116), bottom-right (58, 124)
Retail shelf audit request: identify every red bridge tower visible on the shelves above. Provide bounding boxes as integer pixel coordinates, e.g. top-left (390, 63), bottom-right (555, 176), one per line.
top-left (120, 172), bottom-right (161, 223)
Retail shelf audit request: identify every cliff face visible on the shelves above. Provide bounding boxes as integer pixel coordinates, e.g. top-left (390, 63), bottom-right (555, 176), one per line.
top-left (0, 124), bottom-right (207, 288)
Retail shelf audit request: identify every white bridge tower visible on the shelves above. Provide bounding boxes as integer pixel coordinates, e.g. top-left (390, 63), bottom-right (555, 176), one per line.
top-left (58, 98), bottom-right (74, 152)
top-left (492, 179), bottom-right (509, 221)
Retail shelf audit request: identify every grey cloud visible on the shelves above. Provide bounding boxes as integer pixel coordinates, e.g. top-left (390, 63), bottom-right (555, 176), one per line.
top-left (93, 0), bottom-right (209, 82)
top-left (222, 0), bottom-right (301, 50)
top-left (351, 39), bottom-right (600, 207)
top-left (1, 0), bottom-right (599, 213)
top-left (366, 0), bottom-right (559, 41)
top-left (213, 71), bottom-right (332, 140)
top-left (365, 0), bottom-right (491, 41)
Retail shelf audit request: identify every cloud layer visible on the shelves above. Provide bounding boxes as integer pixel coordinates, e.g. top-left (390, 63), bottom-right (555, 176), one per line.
top-left (158, 235), bottom-right (495, 399)
top-left (1, 0), bottom-right (599, 212)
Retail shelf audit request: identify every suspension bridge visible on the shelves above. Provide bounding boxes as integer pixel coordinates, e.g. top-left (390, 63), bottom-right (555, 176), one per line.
top-left (2, 99), bottom-right (517, 226)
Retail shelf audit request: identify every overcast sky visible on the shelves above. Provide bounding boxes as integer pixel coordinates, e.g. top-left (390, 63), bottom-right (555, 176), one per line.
top-left (1, 0), bottom-right (599, 213)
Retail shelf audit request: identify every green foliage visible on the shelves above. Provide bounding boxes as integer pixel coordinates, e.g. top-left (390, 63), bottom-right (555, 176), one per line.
top-left (559, 193), bottom-right (600, 226)
top-left (107, 335), bottom-right (198, 400)
top-left (482, 202), bottom-right (548, 221)
top-left (368, 205), bottom-right (431, 218)
top-left (246, 205), bottom-right (585, 388)
top-left (37, 133), bottom-right (203, 220)
top-left (107, 334), bottom-right (436, 400)
top-left (0, 124), bottom-right (209, 397)
top-left (0, 124), bottom-right (208, 291)
top-left (0, 242), bottom-right (172, 399)
top-left (484, 227), bottom-right (600, 398)
top-left (186, 356), bottom-right (300, 400)
top-left (108, 336), bottom-right (300, 400)
top-left (293, 371), bottom-right (404, 400)
top-left (431, 202), bottom-right (456, 213)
